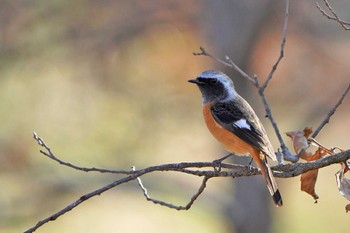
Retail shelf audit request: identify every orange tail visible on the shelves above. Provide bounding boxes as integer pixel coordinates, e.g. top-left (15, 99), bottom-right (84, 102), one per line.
top-left (252, 150), bottom-right (283, 207)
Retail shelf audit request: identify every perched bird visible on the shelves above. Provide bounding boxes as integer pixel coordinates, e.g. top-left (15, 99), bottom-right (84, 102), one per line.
top-left (188, 70), bottom-right (283, 207)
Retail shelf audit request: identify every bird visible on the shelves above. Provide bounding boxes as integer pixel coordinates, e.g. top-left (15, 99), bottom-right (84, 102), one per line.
top-left (188, 70), bottom-right (283, 207)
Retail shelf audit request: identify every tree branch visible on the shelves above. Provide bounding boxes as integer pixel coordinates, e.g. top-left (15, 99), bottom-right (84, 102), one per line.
top-left (25, 133), bottom-right (350, 232)
top-left (134, 165), bottom-right (211, 210)
top-left (316, 0), bottom-right (350, 30)
top-left (33, 132), bottom-right (132, 174)
top-left (311, 83), bottom-right (350, 139)
top-left (261, 0), bottom-right (289, 89)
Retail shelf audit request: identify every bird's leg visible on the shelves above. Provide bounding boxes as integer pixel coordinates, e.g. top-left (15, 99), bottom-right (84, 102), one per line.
top-left (248, 157), bottom-right (253, 167)
top-left (247, 157), bottom-right (254, 172)
top-left (212, 153), bottom-right (234, 172)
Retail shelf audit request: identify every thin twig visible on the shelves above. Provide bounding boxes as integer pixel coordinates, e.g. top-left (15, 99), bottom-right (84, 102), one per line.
top-left (135, 165), bottom-right (211, 210)
top-left (193, 47), bottom-right (256, 84)
top-left (316, 0), bottom-right (350, 30)
top-left (33, 132), bottom-right (131, 174)
top-left (311, 83), bottom-right (350, 138)
top-left (261, 0), bottom-right (289, 89)
top-left (255, 77), bottom-right (295, 163)
top-left (258, 0), bottom-right (291, 162)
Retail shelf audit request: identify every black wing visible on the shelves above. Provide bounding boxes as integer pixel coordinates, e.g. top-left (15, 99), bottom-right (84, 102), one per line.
top-left (211, 98), bottom-right (275, 159)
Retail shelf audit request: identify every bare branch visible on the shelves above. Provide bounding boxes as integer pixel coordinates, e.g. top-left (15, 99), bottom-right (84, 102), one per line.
top-left (311, 83), bottom-right (350, 138)
top-left (261, 0), bottom-right (289, 89)
top-left (258, 0), bottom-right (292, 162)
top-left (316, 0), bottom-right (350, 30)
top-left (135, 165), bottom-right (211, 210)
top-left (255, 77), bottom-right (295, 163)
top-left (274, 149), bottom-right (350, 176)
top-left (25, 133), bottom-right (350, 233)
top-left (193, 47), bottom-right (256, 84)
top-left (33, 132), bottom-right (132, 174)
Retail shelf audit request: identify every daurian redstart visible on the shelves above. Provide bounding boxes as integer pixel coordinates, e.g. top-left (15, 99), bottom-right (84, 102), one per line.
top-left (189, 70), bottom-right (283, 207)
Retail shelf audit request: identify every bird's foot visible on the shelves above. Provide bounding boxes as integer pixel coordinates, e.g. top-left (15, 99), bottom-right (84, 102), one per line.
top-left (212, 153), bottom-right (233, 172)
top-left (246, 158), bottom-right (255, 174)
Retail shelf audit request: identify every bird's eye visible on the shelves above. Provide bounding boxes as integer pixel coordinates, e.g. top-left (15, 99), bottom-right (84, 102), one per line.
top-left (209, 78), bottom-right (218, 85)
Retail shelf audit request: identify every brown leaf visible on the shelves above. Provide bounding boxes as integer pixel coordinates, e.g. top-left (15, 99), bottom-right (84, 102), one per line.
top-left (300, 148), bottom-right (328, 202)
top-left (300, 169), bottom-right (319, 202)
top-left (305, 147), bottom-right (327, 162)
top-left (303, 127), bottom-right (313, 138)
top-left (286, 128), bottom-right (341, 202)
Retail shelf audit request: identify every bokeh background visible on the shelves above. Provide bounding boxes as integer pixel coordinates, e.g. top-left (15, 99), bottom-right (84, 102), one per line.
top-left (1, 0), bottom-right (350, 232)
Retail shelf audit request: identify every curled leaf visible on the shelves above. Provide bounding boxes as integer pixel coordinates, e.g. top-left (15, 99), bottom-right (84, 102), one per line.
top-left (335, 161), bottom-right (350, 212)
top-left (286, 127), bottom-right (312, 159)
top-left (336, 168), bottom-right (350, 200)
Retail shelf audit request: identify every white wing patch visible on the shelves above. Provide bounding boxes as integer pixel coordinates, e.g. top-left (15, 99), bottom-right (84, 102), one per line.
top-left (234, 119), bottom-right (251, 130)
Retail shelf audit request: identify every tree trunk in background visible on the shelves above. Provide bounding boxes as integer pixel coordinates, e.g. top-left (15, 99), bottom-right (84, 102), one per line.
top-left (201, 1), bottom-right (277, 232)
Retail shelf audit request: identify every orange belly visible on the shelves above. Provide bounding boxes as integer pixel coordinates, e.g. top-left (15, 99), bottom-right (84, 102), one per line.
top-left (203, 104), bottom-right (257, 156)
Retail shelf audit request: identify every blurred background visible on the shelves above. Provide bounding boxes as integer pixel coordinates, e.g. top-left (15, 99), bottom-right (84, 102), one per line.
top-left (1, 0), bottom-right (350, 232)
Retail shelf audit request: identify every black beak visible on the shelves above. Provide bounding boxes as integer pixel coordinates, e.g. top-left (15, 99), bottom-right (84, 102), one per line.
top-left (188, 79), bottom-right (204, 85)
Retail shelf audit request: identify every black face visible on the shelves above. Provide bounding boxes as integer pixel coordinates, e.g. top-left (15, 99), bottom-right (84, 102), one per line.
top-left (188, 77), bottom-right (228, 103)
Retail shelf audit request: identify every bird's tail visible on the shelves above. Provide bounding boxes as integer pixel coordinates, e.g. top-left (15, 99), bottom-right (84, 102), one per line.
top-left (254, 151), bottom-right (283, 207)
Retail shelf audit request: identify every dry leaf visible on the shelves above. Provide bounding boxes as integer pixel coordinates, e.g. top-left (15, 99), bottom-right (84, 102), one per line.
top-left (300, 169), bottom-right (319, 202)
top-left (335, 163), bottom-right (350, 198)
top-left (303, 127), bottom-right (313, 138)
top-left (286, 128), bottom-right (312, 159)
top-left (300, 148), bottom-right (328, 202)
top-left (286, 127), bottom-right (342, 203)
top-left (335, 161), bottom-right (350, 212)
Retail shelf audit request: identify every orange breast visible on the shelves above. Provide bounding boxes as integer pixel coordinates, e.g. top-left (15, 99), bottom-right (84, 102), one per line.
top-left (203, 104), bottom-right (258, 156)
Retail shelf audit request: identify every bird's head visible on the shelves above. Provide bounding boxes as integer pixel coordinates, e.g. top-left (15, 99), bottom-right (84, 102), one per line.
top-left (188, 70), bottom-right (237, 104)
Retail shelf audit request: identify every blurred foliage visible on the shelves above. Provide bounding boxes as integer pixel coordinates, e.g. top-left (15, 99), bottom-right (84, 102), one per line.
top-left (1, 1), bottom-right (350, 233)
